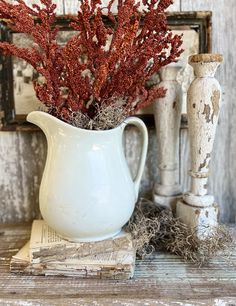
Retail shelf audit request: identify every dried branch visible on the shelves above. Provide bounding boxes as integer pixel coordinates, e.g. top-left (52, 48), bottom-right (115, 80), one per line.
top-left (0, 0), bottom-right (183, 129)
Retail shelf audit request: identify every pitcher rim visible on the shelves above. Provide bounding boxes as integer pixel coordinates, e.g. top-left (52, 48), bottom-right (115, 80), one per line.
top-left (27, 110), bottom-right (130, 134)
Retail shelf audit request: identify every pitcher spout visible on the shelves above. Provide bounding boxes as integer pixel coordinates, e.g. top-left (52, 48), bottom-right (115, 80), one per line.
top-left (27, 111), bottom-right (63, 138)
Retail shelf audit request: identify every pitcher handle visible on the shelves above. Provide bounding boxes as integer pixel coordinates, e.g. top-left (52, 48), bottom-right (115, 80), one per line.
top-left (123, 117), bottom-right (148, 200)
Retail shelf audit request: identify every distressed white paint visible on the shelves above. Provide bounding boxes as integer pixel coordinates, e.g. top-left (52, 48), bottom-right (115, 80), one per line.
top-left (153, 64), bottom-right (183, 210)
top-left (138, 29), bottom-right (199, 116)
top-left (64, 0), bottom-right (180, 14)
top-left (64, 0), bottom-right (78, 14)
top-left (0, 224), bottom-right (236, 304)
top-left (7, 1), bottom-right (64, 14)
top-left (0, 0), bottom-right (236, 224)
top-left (167, 0), bottom-right (180, 11)
top-left (1, 298), bottom-right (235, 306)
top-left (176, 29), bottom-right (199, 113)
top-left (0, 131), bottom-right (46, 223)
top-left (181, 0), bottom-right (236, 223)
top-left (177, 54), bottom-right (223, 238)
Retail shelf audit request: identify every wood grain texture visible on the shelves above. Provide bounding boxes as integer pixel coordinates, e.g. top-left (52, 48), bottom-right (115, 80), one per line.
top-left (64, 0), bottom-right (79, 14)
top-left (168, 0), bottom-right (180, 12)
top-left (0, 223), bottom-right (236, 305)
top-left (23, 0), bottom-right (64, 14)
top-left (0, 132), bottom-right (46, 223)
top-left (1, 298), bottom-right (236, 306)
top-left (0, 0), bottom-right (235, 224)
top-left (180, 0), bottom-right (236, 223)
top-left (64, 0), bottom-right (180, 14)
top-left (124, 127), bottom-right (160, 197)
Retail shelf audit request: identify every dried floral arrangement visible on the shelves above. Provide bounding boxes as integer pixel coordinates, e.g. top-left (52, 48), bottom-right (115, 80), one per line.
top-left (0, 0), bottom-right (183, 129)
top-left (126, 199), bottom-right (233, 266)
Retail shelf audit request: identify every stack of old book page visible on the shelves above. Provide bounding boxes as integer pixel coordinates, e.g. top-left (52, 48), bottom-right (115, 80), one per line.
top-left (10, 220), bottom-right (136, 279)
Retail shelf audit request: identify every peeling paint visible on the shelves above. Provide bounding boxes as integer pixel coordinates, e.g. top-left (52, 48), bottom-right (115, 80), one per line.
top-left (153, 64), bottom-right (182, 204)
top-left (198, 153), bottom-right (210, 171)
top-left (180, 53), bottom-right (224, 234)
top-left (202, 104), bottom-right (211, 123)
top-left (211, 90), bottom-right (220, 123)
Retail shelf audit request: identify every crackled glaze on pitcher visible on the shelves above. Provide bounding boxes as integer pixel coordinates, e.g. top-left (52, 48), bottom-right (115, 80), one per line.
top-left (27, 111), bottom-right (148, 242)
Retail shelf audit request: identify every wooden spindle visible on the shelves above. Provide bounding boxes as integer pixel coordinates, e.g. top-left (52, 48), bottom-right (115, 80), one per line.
top-left (176, 54), bottom-right (223, 239)
top-left (153, 63), bottom-right (183, 210)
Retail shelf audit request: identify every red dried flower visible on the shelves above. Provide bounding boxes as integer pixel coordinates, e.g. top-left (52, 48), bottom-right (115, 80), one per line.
top-left (0, 0), bottom-right (183, 124)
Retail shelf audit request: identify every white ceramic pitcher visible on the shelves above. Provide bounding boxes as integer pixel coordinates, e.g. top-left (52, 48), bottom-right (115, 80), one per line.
top-left (27, 111), bottom-right (148, 242)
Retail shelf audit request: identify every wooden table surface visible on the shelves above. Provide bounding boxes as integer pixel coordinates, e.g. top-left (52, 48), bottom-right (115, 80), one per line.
top-left (0, 223), bottom-right (236, 306)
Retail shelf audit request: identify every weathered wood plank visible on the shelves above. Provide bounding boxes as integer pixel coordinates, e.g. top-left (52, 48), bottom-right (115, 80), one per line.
top-left (0, 0), bottom-right (235, 225)
top-left (64, 0), bottom-right (78, 15)
top-left (0, 132), bottom-right (46, 223)
top-left (7, 0), bottom-right (64, 13)
top-left (1, 264), bottom-right (235, 300)
top-left (16, 0), bottom-right (65, 14)
top-left (180, 0), bottom-right (236, 223)
top-left (0, 298), bottom-right (236, 306)
top-left (63, 0), bottom-right (180, 14)
top-left (0, 224), bottom-right (235, 304)
top-left (167, 0), bottom-right (180, 12)
top-left (124, 127), bottom-right (159, 197)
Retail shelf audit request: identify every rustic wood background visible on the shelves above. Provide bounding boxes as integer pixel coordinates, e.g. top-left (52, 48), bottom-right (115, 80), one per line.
top-left (0, 0), bottom-right (235, 224)
top-left (1, 223), bottom-right (235, 304)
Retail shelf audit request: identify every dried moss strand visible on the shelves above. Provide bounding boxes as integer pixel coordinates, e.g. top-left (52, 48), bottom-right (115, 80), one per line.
top-left (126, 198), bottom-right (233, 266)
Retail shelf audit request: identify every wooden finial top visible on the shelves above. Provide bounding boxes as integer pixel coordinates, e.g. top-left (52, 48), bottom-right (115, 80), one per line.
top-left (189, 54), bottom-right (223, 64)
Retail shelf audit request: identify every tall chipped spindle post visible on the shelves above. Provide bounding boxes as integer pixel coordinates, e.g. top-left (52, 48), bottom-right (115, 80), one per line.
top-left (153, 63), bottom-right (183, 210)
top-left (176, 54), bottom-right (223, 239)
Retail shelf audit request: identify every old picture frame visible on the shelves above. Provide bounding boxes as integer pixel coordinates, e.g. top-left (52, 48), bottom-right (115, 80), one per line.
top-left (0, 12), bottom-right (212, 131)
